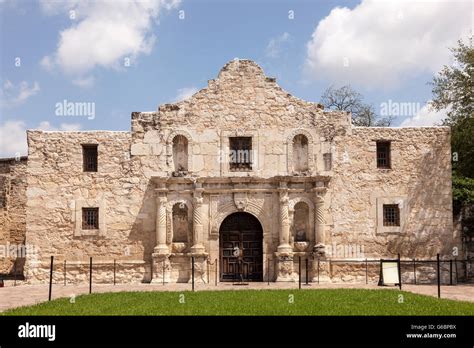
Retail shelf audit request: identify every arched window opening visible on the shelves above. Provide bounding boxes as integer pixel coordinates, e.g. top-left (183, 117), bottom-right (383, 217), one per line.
top-left (292, 134), bottom-right (309, 172)
top-left (173, 135), bottom-right (188, 172)
top-left (293, 202), bottom-right (309, 242)
top-left (172, 203), bottom-right (189, 243)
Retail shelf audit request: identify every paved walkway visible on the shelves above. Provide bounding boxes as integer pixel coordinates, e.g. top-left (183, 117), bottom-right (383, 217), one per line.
top-left (1, 281), bottom-right (473, 312)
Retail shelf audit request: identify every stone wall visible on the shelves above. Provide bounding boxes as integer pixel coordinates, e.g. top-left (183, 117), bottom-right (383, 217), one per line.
top-left (327, 127), bottom-right (457, 259)
top-left (0, 157), bottom-right (27, 275)
top-left (24, 131), bottom-right (155, 282)
top-left (22, 60), bottom-right (459, 284)
top-left (129, 59), bottom-right (350, 179)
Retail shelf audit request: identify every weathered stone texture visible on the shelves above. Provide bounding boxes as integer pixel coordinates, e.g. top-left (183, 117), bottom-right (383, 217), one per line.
top-left (24, 131), bottom-right (154, 282)
top-left (20, 60), bottom-right (458, 284)
top-left (0, 157), bottom-right (27, 275)
top-left (328, 127), bottom-right (455, 259)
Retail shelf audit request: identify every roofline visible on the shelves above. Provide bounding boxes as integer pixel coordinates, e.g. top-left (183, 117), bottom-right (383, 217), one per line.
top-left (0, 156), bottom-right (28, 162)
top-left (352, 126), bottom-right (450, 129)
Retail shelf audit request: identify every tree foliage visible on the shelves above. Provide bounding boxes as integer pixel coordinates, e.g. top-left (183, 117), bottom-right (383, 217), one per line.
top-left (320, 85), bottom-right (393, 126)
top-left (430, 37), bottom-right (474, 208)
top-left (430, 37), bottom-right (474, 125)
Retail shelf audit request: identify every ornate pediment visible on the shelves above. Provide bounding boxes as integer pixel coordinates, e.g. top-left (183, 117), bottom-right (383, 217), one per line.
top-left (154, 59), bottom-right (329, 130)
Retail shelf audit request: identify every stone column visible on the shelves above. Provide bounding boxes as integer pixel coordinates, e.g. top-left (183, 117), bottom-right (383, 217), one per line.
top-left (154, 191), bottom-right (169, 255)
top-left (315, 195), bottom-right (325, 244)
top-left (190, 184), bottom-right (206, 254)
top-left (188, 183), bottom-right (208, 283)
top-left (275, 181), bottom-right (296, 281)
top-left (277, 183), bottom-right (292, 253)
top-left (312, 186), bottom-right (328, 282)
top-left (152, 187), bottom-right (170, 284)
top-left (312, 187), bottom-right (327, 255)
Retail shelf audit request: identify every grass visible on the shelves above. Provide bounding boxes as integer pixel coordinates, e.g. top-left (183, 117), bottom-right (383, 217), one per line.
top-left (3, 289), bottom-right (474, 316)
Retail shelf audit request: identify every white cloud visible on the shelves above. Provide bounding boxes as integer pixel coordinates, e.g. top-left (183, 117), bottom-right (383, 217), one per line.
top-left (0, 120), bottom-right (82, 157)
top-left (174, 87), bottom-right (198, 102)
top-left (400, 102), bottom-right (446, 127)
top-left (0, 121), bottom-right (27, 157)
top-left (39, 0), bottom-right (180, 84)
top-left (0, 80), bottom-right (40, 107)
top-left (36, 121), bottom-right (82, 132)
top-left (265, 32), bottom-right (291, 58)
top-left (72, 76), bottom-right (95, 88)
top-left (305, 0), bottom-right (472, 88)
top-left (57, 123), bottom-right (82, 131)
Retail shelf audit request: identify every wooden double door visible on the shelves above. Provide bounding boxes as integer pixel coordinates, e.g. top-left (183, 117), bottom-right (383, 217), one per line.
top-left (220, 212), bottom-right (263, 281)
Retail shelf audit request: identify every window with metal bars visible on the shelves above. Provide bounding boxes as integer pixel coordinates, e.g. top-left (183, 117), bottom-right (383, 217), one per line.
top-left (383, 204), bottom-right (400, 226)
top-left (82, 207), bottom-right (99, 229)
top-left (229, 137), bottom-right (252, 171)
top-left (376, 141), bottom-right (391, 169)
top-left (82, 144), bottom-right (98, 172)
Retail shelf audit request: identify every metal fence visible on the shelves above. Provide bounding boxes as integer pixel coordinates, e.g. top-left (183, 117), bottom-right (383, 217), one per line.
top-left (2, 254), bottom-right (471, 301)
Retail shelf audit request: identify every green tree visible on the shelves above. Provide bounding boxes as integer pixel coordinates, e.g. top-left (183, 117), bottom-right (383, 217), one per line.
top-left (430, 37), bottom-right (474, 206)
top-left (430, 37), bottom-right (473, 125)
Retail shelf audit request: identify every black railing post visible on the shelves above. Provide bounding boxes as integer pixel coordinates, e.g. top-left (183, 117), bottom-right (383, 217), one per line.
top-left (413, 259), bottom-right (416, 285)
top-left (298, 256), bottom-right (301, 289)
top-left (48, 256), bottom-right (54, 301)
top-left (449, 259), bottom-right (453, 285)
top-left (305, 258), bottom-right (309, 285)
top-left (64, 260), bottom-right (66, 286)
top-left (465, 259), bottom-right (468, 282)
top-left (437, 254), bottom-right (441, 298)
top-left (454, 258), bottom-right (458, 284)
top-left (215, 258), bottom-right (217, 286)
top-left (328, 259), bottom-right (331, 280)
top-left (89, 256), bottom-right (92, 294)
top-left (397, 253), bottom-right (402, 290)
top-left (191, 256), bottom-right (195, 292)
top-left (113, 259), bottom-right (116, 285)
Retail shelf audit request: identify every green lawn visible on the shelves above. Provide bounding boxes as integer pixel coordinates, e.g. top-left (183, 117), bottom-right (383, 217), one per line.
top-left (3, 289), bottom-right (474, 316)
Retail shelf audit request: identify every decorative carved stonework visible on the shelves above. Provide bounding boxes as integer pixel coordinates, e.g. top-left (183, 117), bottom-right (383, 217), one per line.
top-left (312, 259), bottom-right (330, 283)
top-left (209, 193), bottom-right (268, 237)
top-left (233, 192), bottom-right (248, 211)
top-left (166, 208), bottom-right (172, 244)
top-left (313, 242), bottom-right (326, 256)
top-left (275, 252), bottom-right (297, 281)
top-left (151, 253), bottom-right (171, 283)
top-left (188, 255), bottom-right (208, 284)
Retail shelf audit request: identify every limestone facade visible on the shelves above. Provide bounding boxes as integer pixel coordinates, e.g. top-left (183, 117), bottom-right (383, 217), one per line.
top-left (20, 60), bottom-right (459, 283)
top-left (0, 157), bottom-right (27, 275)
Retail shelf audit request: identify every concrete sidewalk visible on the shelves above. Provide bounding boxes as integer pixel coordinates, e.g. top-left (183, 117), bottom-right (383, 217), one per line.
top-left (1, 281), bottom-right (473, 312)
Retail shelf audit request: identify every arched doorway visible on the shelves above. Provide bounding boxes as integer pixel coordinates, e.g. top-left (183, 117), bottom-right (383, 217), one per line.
top-left (219, 212), bottom-right (263, 281)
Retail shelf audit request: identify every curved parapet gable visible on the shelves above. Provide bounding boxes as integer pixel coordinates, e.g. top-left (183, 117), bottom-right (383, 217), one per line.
top-left (153, 59), bottom-right (349, 131)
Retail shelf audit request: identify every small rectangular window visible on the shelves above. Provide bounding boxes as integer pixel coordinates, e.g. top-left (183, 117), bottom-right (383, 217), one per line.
top-left (323, 153), bottom-right (332, 171)
top-left (229, 137), bottom-right (252, 171)
top-left (82, 207), bottom-right (99, 229)
top-left (376, 141), bottom-right (391, 169)
top-left (383, 204), bottom-right (400, 226)
top-left (82, 144), bottom-right (98, 172)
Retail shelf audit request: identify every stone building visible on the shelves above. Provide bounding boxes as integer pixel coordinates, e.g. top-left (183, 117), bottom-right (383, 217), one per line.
top-left (0, 156), bottom-right (27, 276)
top-left (2, 60), bottom-right (461, 283)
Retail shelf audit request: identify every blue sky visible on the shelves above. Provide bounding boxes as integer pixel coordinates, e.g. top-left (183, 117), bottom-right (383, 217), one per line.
top-left (0, 0), bottom-right (471, 157)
